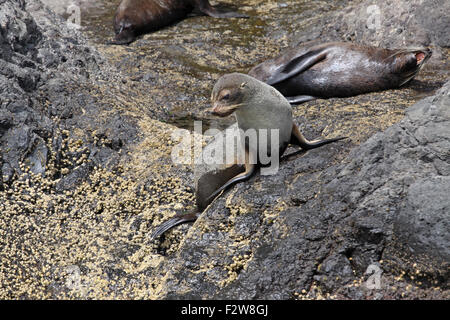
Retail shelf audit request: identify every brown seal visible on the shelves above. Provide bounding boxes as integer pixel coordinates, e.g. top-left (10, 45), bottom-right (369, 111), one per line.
top-left (150, 73), bottom-right (346, 239)
top-left (110, 0), bottom-right (248, 45)
top-left (248, 42), bottom-right (432, 104)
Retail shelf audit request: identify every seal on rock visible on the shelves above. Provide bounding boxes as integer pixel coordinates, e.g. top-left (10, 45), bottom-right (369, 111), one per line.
top-left (248, 42), bottom-right (432, 104)
top-left (111, 0), bottom-right (248, 45)
top-left (151, 73), bottom-right (347, 239)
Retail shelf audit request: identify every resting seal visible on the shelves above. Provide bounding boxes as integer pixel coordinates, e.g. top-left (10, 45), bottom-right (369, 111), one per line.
top-left (249, 42), bottom-right (432, 104)
top-left (111, 0), bottom-right (248, 45)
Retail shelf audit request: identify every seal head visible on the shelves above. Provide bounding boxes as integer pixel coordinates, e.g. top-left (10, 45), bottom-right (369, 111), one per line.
top-left (390, 48), bottom-right (432, 86)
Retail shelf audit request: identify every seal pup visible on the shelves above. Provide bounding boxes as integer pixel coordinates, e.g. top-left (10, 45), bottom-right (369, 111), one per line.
top-left (150, 73), bottom-right (347, 239)
top-left (111, 0), bottom-right (248, 45)
top-left (248, 42), bottom-right (432, 104)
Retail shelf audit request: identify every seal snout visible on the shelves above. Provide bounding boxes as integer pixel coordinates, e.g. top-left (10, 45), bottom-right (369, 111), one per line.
top-left (206, 103), bottom-right (221, 116)
top-left (207, 102), bottom-right (238, 117)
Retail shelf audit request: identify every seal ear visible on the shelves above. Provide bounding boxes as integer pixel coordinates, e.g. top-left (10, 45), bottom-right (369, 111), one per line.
top-left (240, 82), bottom-right (247, 89)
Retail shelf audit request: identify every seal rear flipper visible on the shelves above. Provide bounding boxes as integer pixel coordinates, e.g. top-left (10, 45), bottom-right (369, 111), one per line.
top-left (196, 0), bottom-right (249, 18)
top-left (290, 123), bottom-right (347, 150)
top-left (286, 95), bottom-right (317, 104)
top-left (150, 211), bottom-right (199, 240)
top-left (266, 48), bottom-right (328, 85)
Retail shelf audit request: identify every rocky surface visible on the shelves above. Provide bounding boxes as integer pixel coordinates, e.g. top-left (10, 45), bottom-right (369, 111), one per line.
top-left (156, 78), bottom-right (450, 301)
top-left (0, 0), bottom-right (448, 299)
top-left (149, 0), bottom-right (450, 299)
top-left (0, 0), bottom-right (197, 299)
top-left (289, 0), bottom-right (450, 53)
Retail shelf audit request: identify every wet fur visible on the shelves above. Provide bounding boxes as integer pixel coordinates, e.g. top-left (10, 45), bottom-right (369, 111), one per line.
top-left (249, 42), bottom-right (432, 100)
top-left (111, 0), bottom-right (247, 44)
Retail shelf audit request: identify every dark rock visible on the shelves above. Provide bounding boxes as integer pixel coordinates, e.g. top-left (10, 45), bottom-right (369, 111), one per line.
top-left (0, 110), bottom-right (14, 137)
top-left (27, 135), bottom-right (48, 174)
top-left (290, 0), bottom-right (450, 62)
top-left (55, 162), bottom-right (93, 192)
top-left (0, 0), bottom-right (135, 189)
top-left (394, 176), bottom-right (450, 262)
top-left (1, 0), bottom-right (448, 300)
top-left (157, 80), bottom-right (450, 299)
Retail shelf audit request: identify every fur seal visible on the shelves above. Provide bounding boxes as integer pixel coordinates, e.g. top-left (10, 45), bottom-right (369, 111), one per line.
top-left (111, 0), bottom-right (248, 45)
top-left (248, 42), bottom-right (432, 104)
top-left (150, 73), bottom-right (346, 239)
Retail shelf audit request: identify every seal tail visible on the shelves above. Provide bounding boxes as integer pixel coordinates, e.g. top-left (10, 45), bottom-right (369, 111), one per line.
top-left (150, 211), bottom-right (199, 240)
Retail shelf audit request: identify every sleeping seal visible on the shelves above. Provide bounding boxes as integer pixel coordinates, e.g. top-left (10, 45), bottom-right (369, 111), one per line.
top-left (249, 42), bottom-right (432, 104)
top-left (111, 0), bottom-right (248, 45)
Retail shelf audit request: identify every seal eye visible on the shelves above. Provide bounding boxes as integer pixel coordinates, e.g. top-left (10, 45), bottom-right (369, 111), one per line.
top-left (221, 93), bottom-right (230, 100)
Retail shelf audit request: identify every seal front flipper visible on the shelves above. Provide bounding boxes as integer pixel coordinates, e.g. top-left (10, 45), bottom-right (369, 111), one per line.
top-left (106, 37), bottom-right (134, 45)
top-left (196, 164), bottom-right (245, 211)
top-left (205, 162), bottom-right (257, 205)
top-left (266, 48), bottom-right (329, 85)
top-left (109, 21), bottom-right (136, 45)
top-left (196, 0), bottom-right (249, 18)
top-left (286, 95), bottom-right (317, 105)
top-left (204, 147), bottom-right (257, 205)
top-left (150, 211), bottom-right (199, 240)
top-left (150, 164), bottom-right (245, 239)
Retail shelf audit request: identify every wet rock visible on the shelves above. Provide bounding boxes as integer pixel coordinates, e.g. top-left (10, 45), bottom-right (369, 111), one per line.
top-left (157, 80), bottom-right (450, 299)
top-left (395, 176), bottom-right (450, 262)
top-left (1, 0), bottom-right (448, 300)
top-left (0, 0), bottom-right (196, 300)
top-left (291, 0), bottom-right (450, 49)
